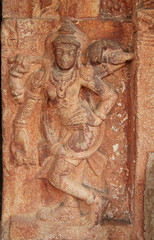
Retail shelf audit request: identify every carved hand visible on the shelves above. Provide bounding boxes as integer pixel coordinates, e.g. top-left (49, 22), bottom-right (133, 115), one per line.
top-left (56, 146), bottom-right (74, 159)
top-left (11, 128), bottom-right (31, 166)
top-left (88, 39), bottom-right (134, 66)
top-left (102, 49), bottom-right (134, 65)
top-left (9, 55), bottom-right (30, 77)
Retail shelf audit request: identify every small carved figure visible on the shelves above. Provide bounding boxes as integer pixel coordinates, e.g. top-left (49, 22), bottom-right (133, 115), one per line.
top-left (9, 20), bottom-right (133, 228)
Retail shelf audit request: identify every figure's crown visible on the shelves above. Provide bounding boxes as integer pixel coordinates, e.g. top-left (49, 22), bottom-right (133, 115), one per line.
top-left (53, 20), bottom-right (81, 48)
top-left (58, 20), bottom-right (76, 35)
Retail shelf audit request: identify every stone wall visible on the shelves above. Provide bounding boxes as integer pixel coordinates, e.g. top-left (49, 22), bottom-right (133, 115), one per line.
top-left (132, 2), bottom-right (154, 239)
top-left (1, 0), bottom-right (154, 240)
top-left (0, 0), bottom-right (3, 220)
top-left (144, 153), bottom-right (154, 240)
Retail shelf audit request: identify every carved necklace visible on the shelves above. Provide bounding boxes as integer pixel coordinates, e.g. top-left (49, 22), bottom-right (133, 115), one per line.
top-left (51, 66), bottom-right (77, 98)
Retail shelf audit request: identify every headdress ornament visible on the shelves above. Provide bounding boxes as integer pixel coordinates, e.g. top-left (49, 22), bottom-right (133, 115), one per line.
top-left (53, 20), bottom-right (81, 48)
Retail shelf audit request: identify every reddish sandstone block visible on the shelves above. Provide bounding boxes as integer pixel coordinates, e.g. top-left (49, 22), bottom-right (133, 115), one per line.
top-left (1, 19), bottom-right (60, 56)
top-left (2, 0), bottom-right (32, 18)
top-left (1, 6), bottom-right (135, 240)
top-left (101, 0), bottom-right (133, 19)
top-left (10, 216), bottom-right (39, 240)
top-left (75, 20), bottom-right (134, 49)
top-left (132, 8), bottom-right (154, 239)
top-left (2, 0), bottom-right (61, 19)
top-left (67, 0), bottom-right (100, 18)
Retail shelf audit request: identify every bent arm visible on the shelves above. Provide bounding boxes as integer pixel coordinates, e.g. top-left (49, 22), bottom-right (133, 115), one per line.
top-left (94, 79), bottom-right (118, 120)
top-left (94, 62), bottom-right (125, 79)
top-left (88, 39), bottom-right (134, 79)
top-left (81, 76), bottom-right (118, 120)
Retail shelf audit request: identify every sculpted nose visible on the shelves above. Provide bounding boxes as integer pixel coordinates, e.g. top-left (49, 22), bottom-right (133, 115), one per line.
top-left (62, 53), bottom-right (69, 62)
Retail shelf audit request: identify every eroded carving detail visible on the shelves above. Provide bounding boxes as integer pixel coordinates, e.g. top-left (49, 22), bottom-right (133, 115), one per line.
top-left (32, 0), bottom-right (61, 18)
top-left (101, 0), bottom-right (132, 18)
top-left (9, 20), bottom-right (133, 238)
top-left (2, 20), bottom-right (18, 49)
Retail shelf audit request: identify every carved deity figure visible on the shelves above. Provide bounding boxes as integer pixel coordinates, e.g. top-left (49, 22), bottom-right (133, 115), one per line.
top-left (9, 20), bottom-right (133, 228)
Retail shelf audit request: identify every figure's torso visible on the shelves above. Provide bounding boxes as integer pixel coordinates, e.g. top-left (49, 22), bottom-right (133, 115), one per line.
top-left (46, 70), bottom-right (97, 127)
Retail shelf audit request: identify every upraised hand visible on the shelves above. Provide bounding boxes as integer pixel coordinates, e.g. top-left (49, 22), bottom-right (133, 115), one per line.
top-left (9, 55), bottom-right (30, 76)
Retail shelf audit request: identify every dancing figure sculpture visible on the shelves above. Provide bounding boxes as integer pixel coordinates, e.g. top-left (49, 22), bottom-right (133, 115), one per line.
top-left (9, 20), bottom-right (134, 228)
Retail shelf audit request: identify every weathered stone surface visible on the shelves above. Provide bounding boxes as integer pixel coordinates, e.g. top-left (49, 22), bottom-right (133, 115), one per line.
top-left (10, 218), bottom-right (134, 240)
top-left (144, 153), bottom-right (154, 240)
top-left (1, 17), bottom-right (134, 239)
top-left (132, 7), bottom-right (154, 240)
top-left (136, 0), bottom-right (154, 9)
top-left (101, 0), bottom-right (133, 19)
top-left (2, 0), bottom-right (100, 19)
top-left (74, 20), bottom-right (134, 49)
top-left (2, 0), bottom-right (32, 18)
top-left (2, 0), bottom-right (61, 19)
top-left (1, 0), bottom-right (153, 240)
top-left (1, 19), bottom-right (60, 56)
top-left (66, 0), bottom-right (100, 19)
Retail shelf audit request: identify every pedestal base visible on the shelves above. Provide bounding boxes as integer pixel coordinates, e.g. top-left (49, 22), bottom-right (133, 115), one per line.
top-left (9, 213), bottom-right (134, 240)
top-left (9, 215), bottom-right (103, 240)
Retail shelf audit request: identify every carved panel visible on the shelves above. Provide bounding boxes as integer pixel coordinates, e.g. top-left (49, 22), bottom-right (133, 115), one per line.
top-left (66, 0), bottom-right (100, 18)
top-left (144, 153), bottom-right (154, 240)
top-left (133, 8), bottom-right (154, 239)
top-left (1, 20), bottom-right (18, 53)
top-left (1, 1), bottom-right (137, 239)
top-left (136, 0), bottom-right (154, 9)
top-left (101, 0), bottom-right (133, 19)
top-left (2, 0), bottom-right (32, 18)
top-left (3, 0), bottom-right (61, 19)
top-left (75, 20), bottom-right (134, 50)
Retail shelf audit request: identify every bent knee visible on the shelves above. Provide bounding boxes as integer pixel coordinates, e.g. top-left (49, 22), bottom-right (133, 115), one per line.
top-left (49, 171), bottom-right (61, 189)
top-left (49, 172), bottom-right (70, 191)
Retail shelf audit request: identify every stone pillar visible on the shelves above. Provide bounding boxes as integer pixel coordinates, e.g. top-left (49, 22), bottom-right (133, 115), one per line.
top-left (132, 2), bottom-right (154, 239)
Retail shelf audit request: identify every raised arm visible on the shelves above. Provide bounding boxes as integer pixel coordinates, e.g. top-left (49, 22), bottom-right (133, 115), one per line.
top-left (88, 39), bottom-right (134, 78)
top-left (79, 39), bottom-right (134, 121)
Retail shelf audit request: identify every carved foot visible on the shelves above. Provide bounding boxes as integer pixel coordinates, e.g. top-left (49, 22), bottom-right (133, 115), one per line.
top-left (36, 207), bottom-right (52, 221)
top-left (36, 205), bottom-right (81, 223)
top-left (93, 195), bottom-right (109, 222)
top-left (82, 195), bottom-right (109, 229)
top-left (67, 195), bottom-right (109, 229)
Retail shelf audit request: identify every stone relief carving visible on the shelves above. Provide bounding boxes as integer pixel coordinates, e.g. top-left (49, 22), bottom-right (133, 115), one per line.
top-left (2, 20), bottom-right (18, 49)
top-left (101, 0), bottom-right (132, 18)
top-left (32, 0), bottom-right (61, 18)
top-left (8, 20), bottom-right (133, 238)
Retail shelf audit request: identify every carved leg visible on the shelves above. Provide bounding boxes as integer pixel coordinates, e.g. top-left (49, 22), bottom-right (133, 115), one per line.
top-left (48, 157), bottom-right (109, 228)
top-left (49, 157), bottom-right (94, 202)
top-left (64, 160), bottom-right (87, 208)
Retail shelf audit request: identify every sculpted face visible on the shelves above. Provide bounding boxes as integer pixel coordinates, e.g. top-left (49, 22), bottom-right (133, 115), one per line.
top-left (54, 43), bottom-right (78, 70)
